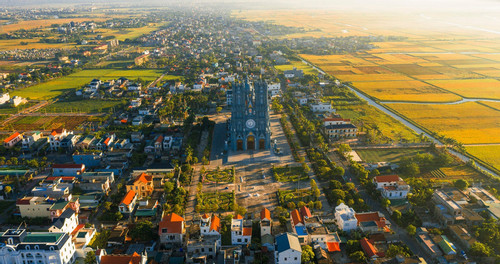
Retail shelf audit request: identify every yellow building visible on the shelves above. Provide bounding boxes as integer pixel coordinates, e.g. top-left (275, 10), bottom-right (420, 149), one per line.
top-left (126, 173), bottom-right (154, 198)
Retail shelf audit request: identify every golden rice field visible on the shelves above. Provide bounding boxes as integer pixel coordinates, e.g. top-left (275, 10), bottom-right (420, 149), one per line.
top-left (0, 39), bottom-right (75, 51)
top-left (351, 80), bottom-right (461, 102)
top-left (466, 146), bottom-right (500, 172)
top-left (480, 101), bottom-right (500, 111)
top-left (428, 79), bottom-right (500, 100)
top-left (387, 102), bottom-right (500, 144)
top-left (0, 18), bottom-right (108, 33)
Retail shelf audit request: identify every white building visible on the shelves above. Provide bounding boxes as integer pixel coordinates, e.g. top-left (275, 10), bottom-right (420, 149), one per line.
top-left (0, 229), bottom-right (76, 264)
top-left (22, 131), bottom-right (43, 150)
top-left (260, 208), bottom-right (272, 236)
top-left (49, 208), bottom-right (78, 234)
top-left (119, 190), bottom-right (137, 214)
top-left (310, 102), bottom-right (335, 113)
top-left (0, 93), bottom-right (9, 105)
top-left (158, 213), bottom-right (185, 245)
top-left (52, 164), bottom-right (85, 177)
top-left (268, 83), bottom-right (281, 98)
top-left (231, 217), bottom-right (252, 245)
top-left (335, 203), bottom-right (358, 231)
top-left (373, 175), bottom-right (410, 199)
top-left (275, 233), bottom-right (302, 264)
top-left (200, 214), bottom-right (221, 237)
top-left (49, 129), bottom-right (73, 151)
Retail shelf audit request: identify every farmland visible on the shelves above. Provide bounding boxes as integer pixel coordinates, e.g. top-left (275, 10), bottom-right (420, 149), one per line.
top-left (39, 100), bottom-right (124, 113)
top-left (11, 69), bottom-right (164, 100)
top-left (355, 148), bottom-right (430, 163)
top-left (386, 102), bottom-right (500, 144)
top-left (3, 115), bottom-right (90, 131)
top-left (424, 165), bottom-right (485, 182)
top-left (274, 60), bottom-right (317, 75)
top-left (466, 146), bottom-right (500, 172)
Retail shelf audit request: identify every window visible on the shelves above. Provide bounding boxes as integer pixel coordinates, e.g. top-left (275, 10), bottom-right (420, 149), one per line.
top-left (161, 228), bottom-right (167, 233)
top-left (294, 257), bottom-right (298, 260)
top-left (34, 245), bottom-right (39, 250)
top-left (209, 248), bottom-right (213, 252)
top-left (284, 258), bottom-right (287, 261)
top-left (237, 238), bottom-right (241, 242)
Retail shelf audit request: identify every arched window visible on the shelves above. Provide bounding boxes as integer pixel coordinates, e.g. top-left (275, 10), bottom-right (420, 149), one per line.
top-left (34, 245), bottom-right (39, 250)
top-left (49, 246), bottom-right (54, 251)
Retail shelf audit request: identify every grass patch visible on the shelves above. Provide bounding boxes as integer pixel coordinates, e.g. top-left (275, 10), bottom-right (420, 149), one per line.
top-left (272, 165), bottom-right (308, 182)
top-left (40, 100), bottom-right (124, 113)
top-left (355, 148), bottom-right (429, 163)
top-left (196, 191), bottom-right (235, 212)
top-left (277, 188), bottom-right (315, 206)
top-left (204, 168), bottom-right (235, 183)
top-left (0, 200), bottom-right (15, 212)
top-left (275, 60), bottom-right (317, 75)
top-left (0, 102), bottom-right (37, 114)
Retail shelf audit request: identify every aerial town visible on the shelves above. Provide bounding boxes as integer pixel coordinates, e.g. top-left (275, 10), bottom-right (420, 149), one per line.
top-left (0, 1), bottom-right (499, 264)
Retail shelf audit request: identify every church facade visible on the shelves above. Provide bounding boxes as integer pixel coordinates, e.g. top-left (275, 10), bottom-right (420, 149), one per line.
top-left (230, 80), bottom-right (270, 151)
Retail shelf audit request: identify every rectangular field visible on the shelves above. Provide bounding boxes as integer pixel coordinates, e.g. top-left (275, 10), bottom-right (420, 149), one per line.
top-left (11, 69), bottom-right (163, 100)
top-left (387, 102), bottom-right (500, 144)
top-left (466, 146), bottom-right (500, 172)
top-left (428, 79), bottom-right (500, 100)
top-left (3, 115), bottom-right (90, 131)
top-left (39, 100), bottom-right (124, 113)
top-left (355, 148), bottom-right (430, 163)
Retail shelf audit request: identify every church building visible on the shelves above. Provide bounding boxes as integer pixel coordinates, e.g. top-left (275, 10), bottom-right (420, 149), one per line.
top-left (230, 80), bottom-right (270, 151)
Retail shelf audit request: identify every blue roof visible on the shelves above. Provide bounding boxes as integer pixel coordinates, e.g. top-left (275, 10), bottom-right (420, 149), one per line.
top-left (295, 226), bottom-right (307, 236)
top-left (275, 233), bottom-right (301, 253)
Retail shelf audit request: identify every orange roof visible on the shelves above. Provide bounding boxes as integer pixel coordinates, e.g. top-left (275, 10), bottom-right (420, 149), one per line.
top-left (121, 190), bottom-right (136, 206)
top-left (300, 206), bottom-right (312, 218)
top-left (291, 209), bottom-right (303, 226)
top-left (374, 175), bottom-right (400, 183)
top-left (234, 214), bottom-right (243, 220)
top-left (159, 213), bottom-right (184, 234)
top-left (360, 238), bottom-right (377, 257)
top-left (355, 212), bottom-right (386, 228)
top-left (100, 252), bottom-right (143, 264)
top-left (260, 208), bottom-right (271, 221)
top-left (71, 224), bottom-right (85, 236)
top-left (104, 137), bottom-right (110, 146)
top-left (51, 129), bottom-right (64, 136)
top-left (4, 132), bottom-right (20, 143)
top-left (326, 242), bottom-right (340, 252)
top-left (156, 135), bottom-right (163, 143)
top-left (202, 213), bottom-right (210, 219)
top-left (243, 227), bottom-right (252, 236)
top-left (135, 173), bottom-right (152, 184)
top-left (210, 215), bottom-right (221, 232)
top-left (324, 118), bottom-right (350, 122)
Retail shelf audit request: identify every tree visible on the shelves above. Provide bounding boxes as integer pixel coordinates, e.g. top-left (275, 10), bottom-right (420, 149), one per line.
top-left (164, 182), bottom-right (175, 194)
top-left (469, 242), bottom-right (492, 257)
top-left (301, 245), bottom-right (315, 264)
top-left (337, 144), bottom-right (352, 156)
top-left (349, 251), bottom-right (366, 263)
top-left (314, 201), bottom-right (322, 209)
top-left (84, 251), bottom-right (96, 264)
top-left (454, 179), bottom-right (469, 190)
top-left (406, 224), bottom-right (416, 236)
top-left (386, 244), bottom-right (410, 258)
top-left (392, 210), bottom-right (402, 223)
top-left (287, 201), bottom-right (296, 210)
top-left (302, 162), bottom-right (310, 175)
top-left (216, 106), bottom-right (222, 113)
top-left (381, 198), bottom-right (391, 208)
top-left (129, 220), bottom-right (156, 241)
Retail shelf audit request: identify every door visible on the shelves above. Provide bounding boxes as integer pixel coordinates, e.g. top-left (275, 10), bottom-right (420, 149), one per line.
top-left (259, 139), bottom-right (265, 150)
top-left (237, 140), bottom-right (243, 151)
top-left (247, 136), bottom-right (255, 150)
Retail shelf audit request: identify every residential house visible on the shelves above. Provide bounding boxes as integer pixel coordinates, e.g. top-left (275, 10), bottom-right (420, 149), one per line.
top-left (119, 190), bottom-right (137, 214)
top-left (49, 129), bottom-right (73, 150)
top-left (360, 237), bottom-right (383, 259)
top-left (310, 102), bottom-right (335, 113)
top-left (49, 196), bottom-right (80, 221)
top-left (290, 209), bottom-right (304, 228)
top-left (355, 212), bottom-right (390, 234)
top-left (81, 171), bottom-right (114, 184)
top-left (323, 118), bottom-right (357, 141)
top-left (78, 177), bottom-right (110, 194)
top-left (0, 92), bottom-right (9, 104)
top-left (75, 135), bottom-right (96, 150)
top-left (16, 196), bottom-right (54, 218)
top-left (416, 228), bottom-right (442, 258)
top-left (163, 136), bottom-right (173, 149)
top-left (274, 233), bottom-right (302, 264)
top-left (432, 188), bottom-right (466, 226)
top-left (32, 184), bottom-right (69, 199)
top-left (335, 203), bottom-right (358, 231)
top-left (131, 132), bottom-right (144, 143)
top-left (268, 82), bottom-right (281, 98)
top-left (260, 208), bottom-right (272, 236)
top-left (3, 132), bottom-right (22, 148)
top-left (373, 175), bottom-right (410, 199)
top-left (448, 224), bottom-right (477, 250)
top-left (52, 164), bottom-right (85, 177)
top-left (154, 135), bottom-right (163, 153)
top-left (60, 134), bottom-right (80, 150)
top-left (231, 216), bottom-right (252, 245)
top-left (48, 208), bottom-right (78, 234)
top-left (21, 131), bottom-right (42, 150)
top-left (0, 229), bottom-right (76, 264)
top-left (158, 213), bottom-right (185, 244)
top-left (126, 173), bottom-right (153, 199)
top-left (99, 252), bottom-right (147, 264)
top-left (284, 68), bottom-right (304, 78)
top-left (200, 214), bottom-right (221, 237)
top-left (72, 153), bottom-right (102, 168)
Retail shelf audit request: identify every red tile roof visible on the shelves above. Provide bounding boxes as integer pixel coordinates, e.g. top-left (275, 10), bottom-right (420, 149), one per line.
top-left (4, 132), bottom-right (20, 143)
top-left (135, 173), bottom-right (152, 184)
top-left (291, 209), bottom-right (303, 226)
top-left (360, 238), bottom-right (377, 257)
top-left (374, 175), bottom-right (400, 183)
top-left (71, 224), bottom-right (85, 236)
top-left (355, 212), bottom-right (387, 228)
top-left (326, 242), bottom-right (340, 252)
top-left (260, 208), bottom-right (271, 221)
top-left (16, 197), bottom-right (32, 205)
top-left (52, 164), bottom-right (84, 169)
top-left (159, 213), bottom-right (184, 234)
top-left (51, 129), bottom-right (64, 136)
top-left (300, 206), bottom-right (312, 218)
top-left (104, 137), bottom-right (110, 146)
top-left (202, 213), bottom-right (210, 219)
top-left (100, 253), bottom-right (143, 264)
top-left (121, 190), bottom-right (136, 206)
top-left (210, 215), bottom-right (221, 232)
top-left (156, 135), bottom-right (163, 143)
top-left (234, 214), bottom-right (243, 220)
top-left (324, 118), bottom-right (350, 122)
top-left (243, 227), bottom-right (252, 236)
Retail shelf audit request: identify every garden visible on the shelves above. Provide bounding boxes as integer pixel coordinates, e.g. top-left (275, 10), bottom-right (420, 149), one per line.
top-left (272, 164), bottom-right (309, 182)
top-left (204, 167), bottom-right (235, 183)
top-left (196, 191), bottom-right (235, 212)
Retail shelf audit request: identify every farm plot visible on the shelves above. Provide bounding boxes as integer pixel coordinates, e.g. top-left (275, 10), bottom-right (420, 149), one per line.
top-left (466, 146), bottom-right (500, 172)
top-left (480, 101), bottom-right (500, 111)
top-left (355, 148), bottom-right (430, 163)
top-left (4, 115), bottom-right (89, 131)
top-left (428, 79), bottom-right (500, 100)
top-left (39, 100), bottom-right (124, 113)
top-left (272, 165), bottom-right (309, 182)
top-left (351, 80), bottom-right (461, 102)
top-left (204, 168), bottom-right (235, 183)
top-left (11, 69), bottom-right (163, 100)
top-left (274, 60), bottom-right (317, 75)
top-left (425, 166), bottom-right (486, 182)
top-left (387, 102), bottom-right (500, 144)
top-left (195, 192), bottom-right (235, 212)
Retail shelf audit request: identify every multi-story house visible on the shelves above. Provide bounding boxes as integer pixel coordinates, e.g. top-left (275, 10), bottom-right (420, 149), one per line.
top-left (21, 131), bottom-right (42, 150)
top-left (355, 212), bottom-right (391, 234)
top-left (323, 117), bottom-right (357, 141)
top-left (310, 102), bottom-right (335, 113)
top-left (119, 190), bottom-right (137, 214)
top-left (275, 233), bottom-right (302, 264)
top-left (52, 164), bottom-right (85, 177)
top-left (3, 132), bottom-right (22, 149)
top-left (49, 129), bottom-right (73, 150)
top-left (126, 173), bottom-right (153, 198)
top-left (260, 208), bottom-right (272, 236)
top-left (0, 229), bottom-right (76, 264)
top-left (231, 216), bottom-right (252, 245)
top-left (200, 214), bottom-right (221, 237)
top-left (60, 134), bottom-right (80, 150)
top-left (373, 175), bottom-right (410, 199)
top-left (158, 213), bottom-right (185, 244)
top-left (48, 208), bottom-right (78, 234)
top-left (335, 203), bottom-right (358, 231)
top-left (75, 135), bottom-right (96, 150)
